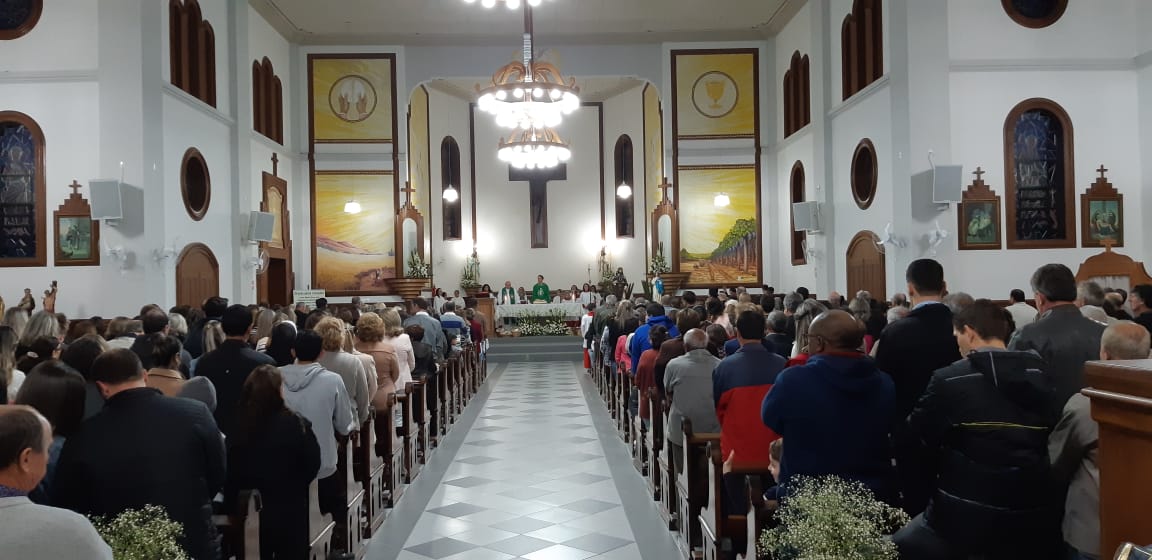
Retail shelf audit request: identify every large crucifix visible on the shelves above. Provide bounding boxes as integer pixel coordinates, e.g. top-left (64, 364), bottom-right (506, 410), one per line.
top-left (509, 164), bottom-right (567, 248)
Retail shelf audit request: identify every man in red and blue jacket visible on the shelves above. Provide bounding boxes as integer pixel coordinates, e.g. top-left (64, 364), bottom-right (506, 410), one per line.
top-left (714, 309), bottom-right (786, 466)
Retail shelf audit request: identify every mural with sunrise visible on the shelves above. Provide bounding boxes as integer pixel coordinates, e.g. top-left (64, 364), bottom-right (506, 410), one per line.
top-left (313, 172), bottom-right (396, 292)
top-left (676, 167), bottom-right (760, 286)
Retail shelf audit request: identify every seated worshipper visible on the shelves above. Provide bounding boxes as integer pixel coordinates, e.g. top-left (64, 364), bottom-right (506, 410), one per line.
top-left (1104, 291), bottom-right (1132, 321)
top-left (264, 322), bottom-right (299, 367)
top-left (1050, 321), bottom-right (1151, 560)
top-left (54, 349), bottom-right (226, 560)
top-left (403, 298), bottom-right (446, 362)
top-left (195, 305), bottom-right (276, 437)
top-left (705, 323), bottom-right (729, 358)
top-left (130, 307), bottom-right (191, 376)
top-left (226, 365), bottom-right (321, 560)
top-left (615, 316), bottom-right (640, 376)
top-left (17, 311), bottom-right (60, 356)
top-left (499, 281), bottom-right (518, 306)
top-left (787, 299), bottom-right (829, 366)
top-left (531, 275), bottom-right (551, 303)
top-left (405, 324), bottom-right (440, 436)
top-left (104, 318), bottom-right (141, 350)
top-left (630, 303), bottom-right (680, 370)
top-left (1009, 264), bottom-right (1106, 420)
top-left (764, 311), bottom-right (794, 358)
top-left (1131, 284), bottom-right (1152, 335)
top-left (379, 307), bottom-right (416, 395)
top-left (664, 329), bottom-right (721, 471)
top-left (59, 335), bottom-right (109, 420)
top-left (14, 361), bottom-right (85, 505)
top-left (15, 335), bottom-right (61, 374)
top-left (634, 325), bottom-right (669, 422)
top-left (353, 312), bottom-right (400, 424)
top-left (1, 326), bottom-right (24, 403)
top-left (280, 330), bottom-right (356, 529)
top-left (143, 334), bottom-right (216, 411)
top-left (0, 406), bottom-right (113, 560)
top-left (439, 303), bottom-right (470, 346)
top-left (315, 317), bottom-right (372, 425)
top-left (464, 308), bottom-right (485, 349)
top-left (893, 300), bottom-right (1055, 559)
top-left (714, 310), bottom-right (787, 467)
top-left (761, 310), bottom-right (897, 505)
top-left (655, 309), bottom-right (704, 396)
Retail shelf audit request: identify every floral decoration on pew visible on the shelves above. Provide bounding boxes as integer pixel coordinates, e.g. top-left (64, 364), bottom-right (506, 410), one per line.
top-left (759, 476), bottom-right (908, 560)
top-left (90, 505), bottom-right (189, 560)
top-left (516, 308), bottom-right (571, 336)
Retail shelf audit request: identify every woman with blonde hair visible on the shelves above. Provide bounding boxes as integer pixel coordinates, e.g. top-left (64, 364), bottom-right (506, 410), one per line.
top-left (377, 308), bottom-right (414, 391)
top-left (19, 311), bottom-right (60, 350)
top-left (2, 308), bottom-right (28, 340)
top-left (789, 299), bottom-right (829, 366)
top-left (353, 313), bottom-right (401, 412)
top-left (251, 308), bottom-right (277, 350)
top-left (190, 320), bottom-right (225, 375)
top-left (315, 316), bottom-right (373, 424)
top-left (167, 313), bottom-right (189, 342)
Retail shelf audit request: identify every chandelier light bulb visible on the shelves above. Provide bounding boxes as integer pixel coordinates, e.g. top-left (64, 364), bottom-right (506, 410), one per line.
top-left (616, 183), bottom-right (632, 199)
top-left (443, 185), bottom-right (460, 203)
top-left (513, 87), bottom-right (524, 99)
top-left (494, 90), bottom-right (507, 101)
top-left (343, 200), bottom-right (362, 214)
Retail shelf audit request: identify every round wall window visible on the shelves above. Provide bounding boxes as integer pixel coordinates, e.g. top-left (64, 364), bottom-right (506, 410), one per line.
top-left (851, 139), bottom-right (878, 210)
top-left (181, 148), bottom-right (211, 221)
top-left (1001, 0), bottom-right (1068, 29)
top-left (0, 0), bottom-right (43, 41)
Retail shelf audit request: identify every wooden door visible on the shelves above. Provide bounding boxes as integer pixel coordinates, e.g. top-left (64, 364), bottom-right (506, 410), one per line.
top-left (175, 243), bottom-right (219, 308)
top-left (257, 167), bottom-right (292, 306)
top-left (845, 230), bottom-right (885, 301)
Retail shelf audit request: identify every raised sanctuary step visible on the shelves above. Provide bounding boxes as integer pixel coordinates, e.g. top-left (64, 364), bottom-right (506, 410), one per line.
top-left (486, 335), bottom-right (585, 362)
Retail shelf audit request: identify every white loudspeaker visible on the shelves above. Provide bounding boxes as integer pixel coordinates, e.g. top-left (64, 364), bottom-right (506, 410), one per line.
top-left (792, 201), bottom-right (821, 232)
top-left (89, 180), bottom-right (123, 220)
top-left (247, 211), bottom-right (275, 243)
top-left (932, 164), bottom-right (964, 203)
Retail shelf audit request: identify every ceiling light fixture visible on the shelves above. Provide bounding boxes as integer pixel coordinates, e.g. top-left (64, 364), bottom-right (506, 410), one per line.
top-left (344, 200), bottom-right (362, 214)
top-left (714, 192), bottom-right (730, 207)
top-left (463, 0), bottom-right (545, 8)
top-left (443, 185), bottom-right (460, 202)
top-left (475, 5), bottom-right (580, 131)
top-left (497, 126), bottom-right (571, 170)
top-left (616, 183), bottom-right (632, 199)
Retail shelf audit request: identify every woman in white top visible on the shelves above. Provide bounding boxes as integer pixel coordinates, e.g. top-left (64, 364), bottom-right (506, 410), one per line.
top-left (379, 307), bottom-right (415, 389)
top-left (1, 325), bottom-right (24, 402)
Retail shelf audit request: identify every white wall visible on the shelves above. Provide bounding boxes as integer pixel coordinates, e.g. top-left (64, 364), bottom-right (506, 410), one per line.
top-left (601, 85), bottom-right (647, 287)
top-left (0, 0), bottom-right (98, 73)
top-left (425, 87), bottom-right (474, 293)
top-left (947, 0), bottom-right (1144, 61)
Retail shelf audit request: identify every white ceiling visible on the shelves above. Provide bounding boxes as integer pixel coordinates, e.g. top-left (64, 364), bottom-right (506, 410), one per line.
top-left (252, 0), bottom-right (800, 46)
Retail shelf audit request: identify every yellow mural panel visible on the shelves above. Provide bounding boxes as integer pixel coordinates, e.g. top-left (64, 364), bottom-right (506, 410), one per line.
top-left (408, 85), bottom-right (430, 215)
top-left (313, 173), bottom-right (396, 292)
top-left (310, 56), bottom-right (395, 143)
top-left (673, 51), bottom-right (758, 139)
top-left (644, 84), bottom-right (665, 213)
top-left (677, 167), bottom-right (760, 286)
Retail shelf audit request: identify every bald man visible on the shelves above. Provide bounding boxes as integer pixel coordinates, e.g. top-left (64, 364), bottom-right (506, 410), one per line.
top-left (761, 310), bottom-right (897, 503)
top-left (664, 329), bottom-right (721, 471)
top-left (0, 406), bottom-right (112, 559)
top-left (1051, 321), bottom-right (1151, 560)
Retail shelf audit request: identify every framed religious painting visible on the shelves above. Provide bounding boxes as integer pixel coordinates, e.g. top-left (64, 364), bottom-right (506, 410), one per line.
top-left (54, 180), bottom-right (100, 266)
top-left (957, 168), bottom-right (1002, 251)
top-left (1080, 165), bottom-right (1123, 248)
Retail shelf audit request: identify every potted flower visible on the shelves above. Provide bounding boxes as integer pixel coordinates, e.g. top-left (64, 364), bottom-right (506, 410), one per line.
top-left (90, 505), bottom-right (190, 560)
top-left (759, 476), bottom-right (909, 560)
top-left (388, 249), bottom-right (431, 300)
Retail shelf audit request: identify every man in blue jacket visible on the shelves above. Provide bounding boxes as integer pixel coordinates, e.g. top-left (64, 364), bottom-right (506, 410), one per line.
top-left (630, 302), bottom-right (679, 368)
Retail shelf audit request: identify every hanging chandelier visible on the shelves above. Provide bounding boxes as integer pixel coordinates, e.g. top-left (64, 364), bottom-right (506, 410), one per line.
top-left (475, 6), bottom-right (580, 130)
top-left (497, 126), bottom-right (571, 169)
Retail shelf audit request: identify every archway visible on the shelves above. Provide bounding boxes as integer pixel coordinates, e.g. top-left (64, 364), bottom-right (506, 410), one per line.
top-left (846, 230), bottom-right (885, 301)
top-left (176, 242), bottom-right (220, 308)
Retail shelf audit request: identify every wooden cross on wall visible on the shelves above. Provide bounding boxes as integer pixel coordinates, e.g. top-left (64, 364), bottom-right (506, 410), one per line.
top-left (658, 177), bottom-right (673, 205)
top-left (401, 181), bottom-right (416, 209)
top-left (509, 164), bottom-right (567, 248)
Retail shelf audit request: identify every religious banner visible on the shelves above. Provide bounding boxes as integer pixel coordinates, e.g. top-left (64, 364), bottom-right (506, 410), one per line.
top-left (672, 50), bottom-right (759, 139)
top-left (54, 180), bottom-right (100, 266)
top-left (311, 172), bottom-right (396, 294)
top-left (309, 54), bottom-right (396, 144)
top-left (643, 83), bottom-right (665, 213)
top-left (676, 166), bottom-right (760, 286)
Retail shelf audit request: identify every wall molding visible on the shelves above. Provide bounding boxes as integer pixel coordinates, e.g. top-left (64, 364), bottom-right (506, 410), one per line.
top-left (950, 58), bottom-right (1139, 73)
top-left (1136, 50), bottom-right (1152, 70)
top-left (827, 74), bottom-right (890, 121)
top-left (162, 82), bottom-right (236, 127)
top-left (0, 69), bottom-right (99, 83)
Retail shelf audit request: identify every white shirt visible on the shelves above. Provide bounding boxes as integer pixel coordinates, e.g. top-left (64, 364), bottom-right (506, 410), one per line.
top-left (7, 369), bottom-right (25, 401)
top-left (1007, 301), bottom-right (1038, 329)
top-left (384, 333), bottom-right (416, 389)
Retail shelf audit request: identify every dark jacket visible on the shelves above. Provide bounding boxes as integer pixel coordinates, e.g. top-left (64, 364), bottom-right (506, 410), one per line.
top-left (714, 344), bottom-right (785, 464)
top-left (129, 334), bottom-right (192, 377)
top-left (630, 314), bottom-right (679, 368)
top-left (723, 336), bottom-right (790, 360)
top-left (194, 339), bottom-right (276, 437)
top-left (1008, 304), bottom-right (1106, 420)
top-left (654, 336), bottom-right (686, 398)
top-left (1134, 311), bottom-right (1152, 336)
top-left (55, 388), bottom-right (226, 560)
top-left (909, 350), bottom-right (1055, 549)
top-left (875, 302), bottom-right (961, 421)
top-left (761, 353), bottom-right (897, 503)
top-left (226, 411), bottom-right (321, 559)
top-left (184, 316), bottom-right (220, 359)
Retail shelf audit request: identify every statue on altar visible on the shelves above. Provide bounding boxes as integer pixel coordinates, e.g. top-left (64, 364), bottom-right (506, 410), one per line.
top-left (43, 280), bottom-right (58, 314)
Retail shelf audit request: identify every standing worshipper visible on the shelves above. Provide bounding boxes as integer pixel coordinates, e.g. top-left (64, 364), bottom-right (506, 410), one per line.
top-left (1130, 284), bottom-right (1152, 334)
top-left (185, 296), bottom-right (228, 359)
top-left (314, 317), bottom-right (372, 425)
top-left (630, 303), bottom-right (679, 370)
top-left (195, 305), bottom-right (276, 437)
top-left (580, 303), bottom-right (596, 371)
top-left (874, 258), bottom-right (960, 516)
top-left (713, 310), bottom-right (786, 467)
top-left (54, 349), bottom-right (226, 560)
top-left (14, 361), bottom-right (86, 505)
top-left (0, 405), bottom-right (113, 560)
top-left (531, 275), bottom-right (551, 303)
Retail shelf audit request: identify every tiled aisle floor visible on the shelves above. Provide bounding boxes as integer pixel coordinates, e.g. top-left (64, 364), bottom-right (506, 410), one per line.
top-left (379, 361), bottom-right (677, 560)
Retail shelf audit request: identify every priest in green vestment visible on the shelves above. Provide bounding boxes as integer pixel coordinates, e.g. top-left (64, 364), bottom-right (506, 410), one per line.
top-left (531, 275), bottom-right (551, 303)
top-left (498, 281), bottom-right (518, 305)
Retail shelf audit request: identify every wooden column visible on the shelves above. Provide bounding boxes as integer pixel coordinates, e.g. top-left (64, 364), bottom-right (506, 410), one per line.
top-left (1084, 359), bottom-right (1152, 556)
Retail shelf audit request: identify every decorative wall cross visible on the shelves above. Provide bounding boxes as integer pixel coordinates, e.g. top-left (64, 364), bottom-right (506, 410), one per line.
top-left (972, 167), bottom-right (985, 182)
top-left (271, 153), bottom-right (279, 177)
top-left (1096, 164), bottom-right (1108, 179)
top-left (509, 164), bottom-right (567, 249)
top-left (401, 181), bottom-right (416, 208)
top-left (68, 180), bottom-right (83, 196)
top-left (658, 177), bottom-right (673, 204)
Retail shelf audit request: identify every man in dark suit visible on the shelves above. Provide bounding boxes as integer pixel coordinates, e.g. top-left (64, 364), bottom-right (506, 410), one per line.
top-left (194, 305), bottom-right (275, 437)
top-left (1130, 284), bottom-right (1152, 335)
top-left (1009, 264), bottom-right (1107, 420)
top-left (55, 349), bottom-right (226, 560)
top-left (130, 308), bottom-right (192, 376)
top-left (874, 258), bottom-right (961, 516)
top-left (184, 296), bottom-right (228, 359)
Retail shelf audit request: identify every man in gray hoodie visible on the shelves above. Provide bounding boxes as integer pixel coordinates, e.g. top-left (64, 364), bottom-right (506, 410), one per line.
top-left (279, 330), bottom-right (355, 526)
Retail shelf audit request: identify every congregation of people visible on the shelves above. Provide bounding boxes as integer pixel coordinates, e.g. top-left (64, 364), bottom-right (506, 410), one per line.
top-left (581, 260), bottom-right (1152, 560)
top-left (0, 293), bottom-right (489, 559)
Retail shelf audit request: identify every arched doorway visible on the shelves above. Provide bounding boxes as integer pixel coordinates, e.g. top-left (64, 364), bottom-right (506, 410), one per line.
top-left (846, 230), bottom-right (885, 301)
top-left (176, 242), bottom-right (220, 308)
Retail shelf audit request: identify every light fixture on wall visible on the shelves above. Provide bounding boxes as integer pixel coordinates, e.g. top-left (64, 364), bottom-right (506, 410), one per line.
top-left (475, 4), bottom-right (580, 131)
top-left (443, 185), bottom-right (460, 203)
top-left (616, 183), bottom-right (632, 199)
top-left (713, 192), bottom-right (730, 207)
top-left (497, 126), bottom-right (571, 169)
top-left (343, 200), bottom-right (362, 214)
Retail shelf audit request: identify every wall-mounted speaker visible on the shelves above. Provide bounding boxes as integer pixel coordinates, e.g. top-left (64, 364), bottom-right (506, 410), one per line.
top-left (792, 201), bottom-right (821, 232)
top-left (89, 180), bottom-right (123, 220)
top-left (932, 164), bottom-right (964, 203)
top-left (247, 211), bottom-right (275, 243)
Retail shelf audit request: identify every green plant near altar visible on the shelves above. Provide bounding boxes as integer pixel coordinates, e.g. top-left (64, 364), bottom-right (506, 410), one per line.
top-left (516, 308), bottom-right (572, 336)
top-left (406, 248), bottom-right (430, 279)
top-left (460, 250), bottom-right (481, 289)
top-left (90, 505), bottom-right (190, 560)
top-left (648, 245), bottom-right (671, 275)
top-left (759, 475), bottom-right (909, 560)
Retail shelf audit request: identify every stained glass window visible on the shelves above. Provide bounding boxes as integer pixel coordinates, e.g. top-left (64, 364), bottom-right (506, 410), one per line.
top-left (1005, 99), bottom-right (1075, 248)
top-left (0, 116), bottom-right (44, 265)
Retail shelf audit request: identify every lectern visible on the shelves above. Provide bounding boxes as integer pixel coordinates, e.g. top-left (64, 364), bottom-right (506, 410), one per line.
top-left (1083, 359), bottom-right (1152, 556)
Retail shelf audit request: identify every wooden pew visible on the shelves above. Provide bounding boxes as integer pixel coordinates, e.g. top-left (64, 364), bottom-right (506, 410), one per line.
top-left (652, 392), bottom-right (678, 530)
top-left (308, 480), bottom-right (335, 560)
top-left (354, 412), bottom-right (380, 539)
top-left (213, 489), bottom-right (261, 560)
top-left (676, 419), bottom-right (721, 559)
top-left (367, 405), bottom-right (389, 534)
top-left (380, 393), bottom-right (405, 507)
top-left (631, 392), bottom-right (648, 476)
top-left (735, 477), bottom-right (767, 560)
top-left (335, 435), bottom-right (365, 559)
top-left (410, 379), bottom-right (431, 467)
top-left (699, 442), bottom-right (773, 560)
top-left (646, 387), bottom-right (663, 501)
top-left (441, 358), bottom-right (457, 428)
top-left (618, 372), bottom-right (632, 443)
top-left (399, 383), bottom-right (420, 484)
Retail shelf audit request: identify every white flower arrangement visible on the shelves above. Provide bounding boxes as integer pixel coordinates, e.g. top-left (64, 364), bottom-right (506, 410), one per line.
top-left (516, 309), bottom-right (571, 336)
top-left (90, 505), bottom-right (190, 560)
top-left (406, 249), bottom-right (431, 279)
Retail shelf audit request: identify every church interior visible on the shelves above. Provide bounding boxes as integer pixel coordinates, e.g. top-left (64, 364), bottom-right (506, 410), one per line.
top-left (3, 0), bottom-right (1152, 559)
